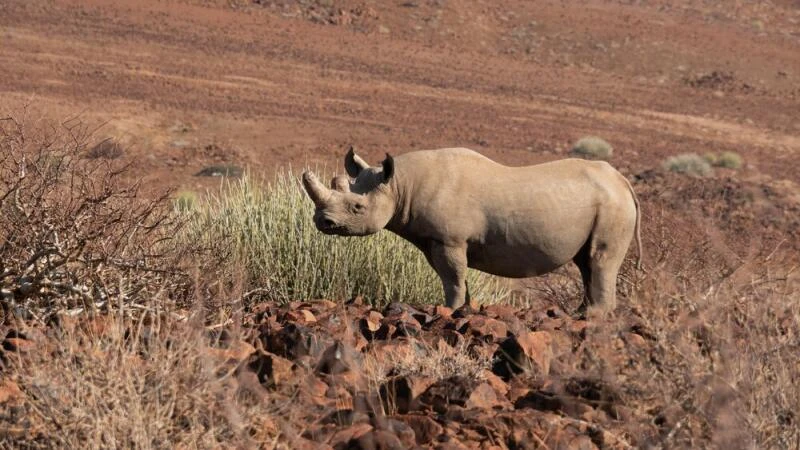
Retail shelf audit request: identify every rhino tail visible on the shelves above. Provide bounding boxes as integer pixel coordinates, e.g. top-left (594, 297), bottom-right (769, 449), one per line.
top-left (625, 177), bottom-right (643, 271)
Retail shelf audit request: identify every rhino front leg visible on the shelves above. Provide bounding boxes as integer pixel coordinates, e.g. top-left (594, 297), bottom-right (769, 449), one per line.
top-left (430, 242), bottom-right (469, 309)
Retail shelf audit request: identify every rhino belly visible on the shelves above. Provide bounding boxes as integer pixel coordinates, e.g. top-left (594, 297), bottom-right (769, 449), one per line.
top-left (466, 243), bottom-right (574, 278)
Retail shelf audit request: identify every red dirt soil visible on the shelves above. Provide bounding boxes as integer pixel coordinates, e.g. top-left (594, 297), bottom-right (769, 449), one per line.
top-left (2, 2), bottom-right (800, 447)
top-left (2, 0), bottom-right (799, 192)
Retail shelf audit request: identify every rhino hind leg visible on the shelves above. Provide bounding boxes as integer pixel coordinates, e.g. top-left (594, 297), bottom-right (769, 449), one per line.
top-left (430, 242), bottom-right (469, 309)
top-left (583, 211), bottom-right (635, 315)
top-left (572, 240), bottom-right (593, 313)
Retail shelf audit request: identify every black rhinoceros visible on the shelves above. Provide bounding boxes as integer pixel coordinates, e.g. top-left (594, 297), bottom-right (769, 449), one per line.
top-left (302, 147), bottom-right (641, 314)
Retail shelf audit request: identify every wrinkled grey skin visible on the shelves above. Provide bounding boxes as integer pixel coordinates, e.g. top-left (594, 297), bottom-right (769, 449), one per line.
top-left (302, 146), bottom-right (642, 314)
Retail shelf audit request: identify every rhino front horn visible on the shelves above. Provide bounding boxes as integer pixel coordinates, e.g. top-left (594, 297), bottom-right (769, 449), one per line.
top-left (302, 171), bottom-right (331, 206)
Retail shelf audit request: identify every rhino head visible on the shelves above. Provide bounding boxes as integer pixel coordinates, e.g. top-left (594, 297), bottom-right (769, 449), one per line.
top-left (302, 147), bottom-right (396, 236)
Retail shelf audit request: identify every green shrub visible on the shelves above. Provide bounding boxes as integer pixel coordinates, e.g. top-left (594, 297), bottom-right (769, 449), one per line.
top-left (663, 153), bottom-right (713, 177)
top-left (570, 136), bottom-right (613, 160)
top-left (181, 172), bottom-right (509, 307)
top-left (704, 151), bottom-right (743, 169)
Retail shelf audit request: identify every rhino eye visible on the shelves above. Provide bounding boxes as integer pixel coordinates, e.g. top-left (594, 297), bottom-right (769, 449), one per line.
top-left (352, 203), bottom-right (366, 214)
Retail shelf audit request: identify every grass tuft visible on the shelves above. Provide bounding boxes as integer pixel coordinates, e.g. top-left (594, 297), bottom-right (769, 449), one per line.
top-left (704, 151), bottom-right (743, 169)
top-left (570, 136), bottom-right (613, 160)
top-left (663, 153), bottom-right (714, 177)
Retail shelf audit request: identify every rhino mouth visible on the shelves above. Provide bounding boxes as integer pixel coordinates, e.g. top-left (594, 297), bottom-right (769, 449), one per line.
top-left (314, 216), bottom-right (348, 235)
top-left (318, 225), bottom-right (348, 235)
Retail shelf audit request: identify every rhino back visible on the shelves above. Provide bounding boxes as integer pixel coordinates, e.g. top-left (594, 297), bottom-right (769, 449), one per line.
top-left (391, 151), bottom-right (630, 278)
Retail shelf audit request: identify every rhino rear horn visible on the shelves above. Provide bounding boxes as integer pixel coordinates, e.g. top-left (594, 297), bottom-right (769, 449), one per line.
top-left (381, 153), bottom-right (394, 183)
top-left (302, 171), bottom-right (332, 206)
top-left (345, 146), bottom-right (370, 178)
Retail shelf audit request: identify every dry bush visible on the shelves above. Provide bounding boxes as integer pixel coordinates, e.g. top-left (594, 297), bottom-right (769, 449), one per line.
top-left (570, 136), bottom-right (613, 160)
top-left (390, 339), bottom-right (491, 383)
top-left (663, 153), bottom-right (714, 177)
top-left (0, 310), bottom-right (283, 449)
top-left (181, 173), bottom-right (509, 307)
top-left (0, 114), bottom-right (191, 321)
top-left (547, 203), bottom-right (799, 447)
top-left (705, 151), bottom-right (744, 170)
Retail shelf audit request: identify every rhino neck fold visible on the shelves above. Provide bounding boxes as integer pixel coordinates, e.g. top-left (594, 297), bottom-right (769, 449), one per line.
top-left (385, 167), bottom-right (412, 234)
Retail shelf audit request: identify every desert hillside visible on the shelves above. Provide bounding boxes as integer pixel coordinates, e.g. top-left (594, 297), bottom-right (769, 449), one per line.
top-left (1, 0), bottom-right (799, 448)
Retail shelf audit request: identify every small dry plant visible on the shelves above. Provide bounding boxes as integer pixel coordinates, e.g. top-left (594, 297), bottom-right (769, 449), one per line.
top-left (391, 338), bottom-right (491, 383)
top-left (0, 308), bottom-right (283, 449)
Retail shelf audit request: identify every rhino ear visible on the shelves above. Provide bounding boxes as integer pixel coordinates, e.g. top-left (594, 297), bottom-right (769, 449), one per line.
top-left (381, 153), bottom-right (394, 183)
top-left (345, 145), bottom-right (370, 178)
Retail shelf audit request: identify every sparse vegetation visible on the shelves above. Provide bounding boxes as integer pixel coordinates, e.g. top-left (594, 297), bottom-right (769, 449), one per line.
top-left (570, 136), bottom-right (613, 160)
top-left (663, 152), bottom-right (714, 177)
top-left (705, 151), bottom-right (744, 169)
top-left (180, 172), bottom-right (509, 307)
top-left (3, 312), bottom-right (281, 449)
top-left (174, 190), bottom-right (198, 212)
top-left (0, 116), bottom-right (188, 318)
top-left (0, 115), bottom-right (798, 449)
top-left (391, 339), bottom-right (491, 383)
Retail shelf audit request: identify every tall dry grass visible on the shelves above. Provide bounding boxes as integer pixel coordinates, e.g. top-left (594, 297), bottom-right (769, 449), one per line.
top-left (180, 172), bottom-right (509, 307)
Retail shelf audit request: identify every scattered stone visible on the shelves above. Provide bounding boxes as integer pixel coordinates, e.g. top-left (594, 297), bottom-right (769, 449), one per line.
top-left (418, 376), bottom-right (478, 413)
top-left (380, 375), bottom-right (435, 414)
top-left (492, 331), bottom-right (553, 379)
top-left (316, 341), bottom-right (360, 375)
top-left (248, 350), bottom-right (295, 386)
top-left (329, 423), bottom-right (373, 449)
top-left (0, 380), bottom-right (23, 405)
top-left (397, 414), bottom-right (443, 445)
top-left (194, 164), bottom-right (243, 177)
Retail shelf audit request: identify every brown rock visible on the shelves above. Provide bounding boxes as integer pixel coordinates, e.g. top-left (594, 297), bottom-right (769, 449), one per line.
top-left (418, 376), bottom-right (478, 414)
top-left (562, 435), bottom-right (598, 450)
top-left (434, 305), bottom-right (453, 319)
top-left (316, 340), bottom-right (359, 375)
top-left (380, 375), bottom-right (435, 414)
top-left (305, 376), bottom-right (332, 407)
top-left (354, 429), bottom-right (406, 450)
top-left (300, 309), bottom-right (318, 323)
top-left (480, 303), bottom-right (517, 320)
top-left (204, 340), bottom-right (256, 369)
top-left (0, 380), bottom-right (23, 405)
top-left (282, 308), bottom-right (317, 325)
top-left (2, 337), bottom-right (34, 353)
top-left (265, 322), bottom-right (331, 360)
top-left (248, 350), bottom-right (295, 387)
top-left (442, 329), bottom-right (465, 347)
top-left (460, 316), bottom-right (508, 342)
top-left (361, 310), bottom-right (384, 334)
top-left (482, 370), bottom-right (509, 396)
top-left (397, 414), bottom-right (443, 445)
top-left (313, 299), bottom-right (339, 310)
top-left (466, 382), bottom-right (508, 410)
top-left (367, 340), bottom-right (414, 367)
top-left (492, 331), bottom-right (553, 379)
top-left (329, 423), bottom-right (373, 449)
top-left (381, 419), bottom-right (417, 448)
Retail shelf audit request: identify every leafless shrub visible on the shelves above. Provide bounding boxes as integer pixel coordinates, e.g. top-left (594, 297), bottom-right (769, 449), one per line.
top-left (0, 114), bottom-right (189, 320)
